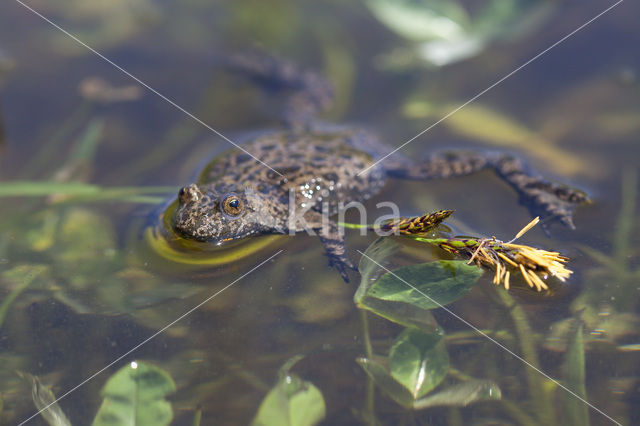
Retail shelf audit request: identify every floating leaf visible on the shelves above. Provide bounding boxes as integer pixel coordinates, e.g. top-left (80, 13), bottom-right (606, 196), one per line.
top-left (252, 372), bottom-right (325, 426)
top-left (363, 260), bottom-right (482, 311)
top-left (92, 361), bottom-right (175, 426)
top-left (412, 379), bottom-right (501, 409)
top-left (390, 327), bottom-right (449, 399)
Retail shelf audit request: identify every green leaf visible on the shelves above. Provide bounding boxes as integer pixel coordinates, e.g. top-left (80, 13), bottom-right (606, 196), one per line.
top-left (356, 357), bottom-right (415, 408)
top-left (356, 237), bottom-right (401, 303)
top-left (412, 379), bottom-right (501, 409)
top-left (92, 361), bottom-right (176, 426)
top-left (355, 238), bottom-right (440, 332)
top-left (358, 356), bottom-right (494, 411)
top-left (252, 372), bottom-right (325, 426)
top-left (359, 255), bottom-right (481, 315)
top-left (562, 319), bottom-right (589, 426)
top-left (390, 328), bottom-right (449, 399)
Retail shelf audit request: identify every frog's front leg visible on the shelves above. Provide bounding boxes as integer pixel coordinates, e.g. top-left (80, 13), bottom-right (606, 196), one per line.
top-left (301, 210), bottom-right (356, 282)
top-left (386, 151), bottom-right (589, 230)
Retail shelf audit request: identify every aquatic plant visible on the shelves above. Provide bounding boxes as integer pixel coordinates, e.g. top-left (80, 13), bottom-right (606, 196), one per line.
top-left (347, 212), bottom-right (572, 292)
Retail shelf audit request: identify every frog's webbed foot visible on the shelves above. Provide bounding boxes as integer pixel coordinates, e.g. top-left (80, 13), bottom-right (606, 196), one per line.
top-left (222, 51), bottom-right (333, 129)
top-left (386, 150), bottom-right (590, 230)
top-left (492, 155), bottom-right (590, 230)
top-left (318, 232), bottom-right (356, 283)
top-left (304, 213), bottom-right (355, 282)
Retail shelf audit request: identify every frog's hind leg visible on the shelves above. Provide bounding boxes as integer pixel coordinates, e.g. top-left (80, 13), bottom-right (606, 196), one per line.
top-left (385, 151), bottom-right (589, 230)
top-left (302, 210), bottom-right (356, 282)
top-left (318, 227), bottom-right (356, 283)
top-left (223, 51), bottom-right (333, 129)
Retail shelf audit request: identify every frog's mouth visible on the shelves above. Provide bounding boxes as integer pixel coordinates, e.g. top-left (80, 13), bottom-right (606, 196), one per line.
top-left (144, 221), bottom-right (283, 268)
top-left (155, 199), bottom-right (281, 258)
top-left (192, 226), bottom-right (266, 246)
top-left (172, 209), bottom-right (262, 246)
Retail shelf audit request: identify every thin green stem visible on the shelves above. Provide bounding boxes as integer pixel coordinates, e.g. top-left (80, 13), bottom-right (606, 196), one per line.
top-left (0, 182), bottom-right (175, 206)
top-left (192, 407), bottom-right (202, 426)
top-left (359, 309), bottom-right (376, 425)
top-left (361, 310), bottom-right (373, 359)
top-left (337, 222), bottom-right (369, 230)
top-left (613, 168), bottom-right (636, 263)
top-left (444, 329), bottom-right (511, 345)
top-left (22, 101), bottom-right (94, 178)
top-left (496, 289), bottom-right (555, 424)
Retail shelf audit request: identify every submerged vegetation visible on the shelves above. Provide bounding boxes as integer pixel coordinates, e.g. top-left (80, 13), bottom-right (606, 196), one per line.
top-left (1, 0), bottom-right (639, 425)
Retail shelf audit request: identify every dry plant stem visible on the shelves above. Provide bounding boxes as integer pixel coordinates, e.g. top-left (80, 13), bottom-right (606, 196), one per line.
top-left (347, 213), bottom-right (572, 292)
top-left (496, 289), bottom-right (555, 424)
top-left (416, 216), bottom-right (572, 292)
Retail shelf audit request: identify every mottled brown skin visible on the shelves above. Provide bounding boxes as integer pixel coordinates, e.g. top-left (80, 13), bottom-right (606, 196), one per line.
top-left (172, 53), bottom-right (589, 281)
top-left (173, 127), bottom-right (387, 280)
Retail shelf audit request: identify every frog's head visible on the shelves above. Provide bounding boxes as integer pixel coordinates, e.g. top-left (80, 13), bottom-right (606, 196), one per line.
top-left (172, 183), bottom-right (282, 244)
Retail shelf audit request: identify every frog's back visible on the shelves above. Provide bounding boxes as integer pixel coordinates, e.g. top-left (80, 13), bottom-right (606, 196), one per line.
top-left (198, 128), bottom-right (387, 211)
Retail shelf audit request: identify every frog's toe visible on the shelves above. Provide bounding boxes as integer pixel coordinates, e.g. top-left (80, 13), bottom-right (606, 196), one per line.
top-left (327, 253), bottom-right (356, 283)
top-left (521, 183), bottom-right (590, 229)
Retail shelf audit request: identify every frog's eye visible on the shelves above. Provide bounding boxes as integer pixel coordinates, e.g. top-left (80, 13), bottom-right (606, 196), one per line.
top-left (221, 193), bottom-right (244, 218)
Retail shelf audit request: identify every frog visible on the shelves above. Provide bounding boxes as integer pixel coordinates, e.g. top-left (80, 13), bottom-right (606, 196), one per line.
top-left (171, 53), bottom-right (589, 282)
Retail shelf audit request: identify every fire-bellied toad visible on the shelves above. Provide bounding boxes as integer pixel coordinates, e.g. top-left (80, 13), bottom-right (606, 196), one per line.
top-left (172, 53), bottom-right (588, 281)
